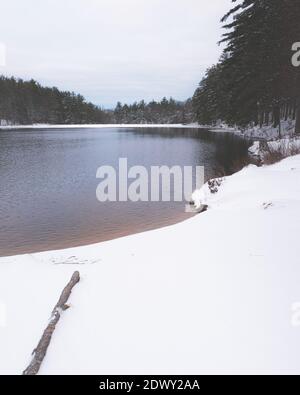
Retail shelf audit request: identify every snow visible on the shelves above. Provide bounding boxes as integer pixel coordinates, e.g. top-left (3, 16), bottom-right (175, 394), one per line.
top-left (2, 121), bottom-right (296, 141)
top-left (248, 137), bottom-right (300, 161)
top-left (207, 119), bottom-right (299, 146)
top-left (268, 137), bottom-right (300, 154)
top-left (240, 119), bottom-right (296, 140)
top-left (210, 119), bottom-right (297, 141)
top-left (248, 141), bottom-right (261, 157)
top-left (0, 123), bottom-right (207, 130)
top-left (1, 155), bottom-right (300, 374)
top-left (208, 124), bottom-right (240, 134)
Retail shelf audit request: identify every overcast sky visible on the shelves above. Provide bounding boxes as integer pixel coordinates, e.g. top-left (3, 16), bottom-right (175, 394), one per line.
top-left (0, 0), bottom-right (232, 108)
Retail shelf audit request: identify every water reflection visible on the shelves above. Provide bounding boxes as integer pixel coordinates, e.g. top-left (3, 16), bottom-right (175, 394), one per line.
top-left (0, 127), bottom-right (250, 256)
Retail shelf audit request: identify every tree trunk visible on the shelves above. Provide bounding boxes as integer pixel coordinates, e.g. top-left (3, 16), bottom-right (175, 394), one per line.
top-left (23, 271), bottom-right (80, 375)
top-left (259, 111), bottom-right (263, 128)
top-left (273, 106), bottom-right (281, 138)
top-left (284, 104), bottom-right (289, 121)
top-left (273, 106), bottom-right (280, 127)
top-left (265, 112), bottom-right (269, 126)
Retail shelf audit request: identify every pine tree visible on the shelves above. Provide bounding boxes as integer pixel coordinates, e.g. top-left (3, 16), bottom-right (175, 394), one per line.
top-left (193, 0), bottom-right (300, 134)
top-left (0, 76), bottom-right (111, 125)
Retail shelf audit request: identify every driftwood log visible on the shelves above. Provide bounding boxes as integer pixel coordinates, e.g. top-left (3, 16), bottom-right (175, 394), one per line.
top-left (23, 271), bottom-right (80, 375)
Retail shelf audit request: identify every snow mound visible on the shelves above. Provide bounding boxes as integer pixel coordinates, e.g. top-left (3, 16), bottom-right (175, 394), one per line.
top-left (248, 137), bottom-right (300, 161)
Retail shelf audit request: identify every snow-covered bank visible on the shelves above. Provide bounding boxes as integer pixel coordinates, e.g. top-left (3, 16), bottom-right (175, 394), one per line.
top-left (0, 123), bottom-right (206, 130)
top-left (248, 136), bottom-right (300, 163)
top-left (208, 121), bottom-right (300, 163)
top-left (1, 156), bottom-right (300, 374)
top-left (209, 119), bottom-right (298, 141)
top-left (208, 125), bottom-right (241, 134)
top-left (240, 119), bottom-right (296, 141)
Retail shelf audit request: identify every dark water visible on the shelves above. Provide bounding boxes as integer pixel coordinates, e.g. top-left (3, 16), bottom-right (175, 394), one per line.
top-left (0, 127), bottom-right (250, 257)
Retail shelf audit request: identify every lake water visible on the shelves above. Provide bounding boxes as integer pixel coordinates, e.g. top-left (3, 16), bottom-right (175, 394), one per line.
top-left (0, 127), bottom-right (250, 256)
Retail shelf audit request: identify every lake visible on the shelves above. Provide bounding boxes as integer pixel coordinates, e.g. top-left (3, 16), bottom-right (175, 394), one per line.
top-left (0, 127), bottom-right (250, 256)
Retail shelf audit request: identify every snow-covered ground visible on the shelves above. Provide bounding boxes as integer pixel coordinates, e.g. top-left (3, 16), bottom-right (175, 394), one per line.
top-left (0, 121), bottom-right (297, 141)
top-left (248, 136), bottom-right (300, 162)
top-left (0, 123), bottom-right (206, 130)
top-left (210, 119), bottom-right (297, 141)
top-left (240, 119), bottom-right (296, 140)
top-left (1, 155), bottom-right (300, 375)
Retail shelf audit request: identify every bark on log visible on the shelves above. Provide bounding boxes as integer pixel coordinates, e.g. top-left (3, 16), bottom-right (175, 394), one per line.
top-left (22, 271), bottom-right (80, 375)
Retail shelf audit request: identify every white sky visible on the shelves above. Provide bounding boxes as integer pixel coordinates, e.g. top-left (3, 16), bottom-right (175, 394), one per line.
top-left (0, 0), bottom-right (232, 108)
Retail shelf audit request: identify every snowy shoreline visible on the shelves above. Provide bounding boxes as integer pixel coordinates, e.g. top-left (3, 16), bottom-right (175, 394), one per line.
top-left (209, 119), bottom-right (298, 141)
top-left (0, 123), bottom-right (208, 130)
top-left (1, 155), bottom-right (300, 374)
top-left (0, 120), bottom-right (298, 141)
top-left (0, 122), bottom-right (244, 136)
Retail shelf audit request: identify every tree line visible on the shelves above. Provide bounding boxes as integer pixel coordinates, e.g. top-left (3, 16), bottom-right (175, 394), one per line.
top-left (0, 75), bottom-right (194, 126)
top-left (2, 1), bottom-right (299, 132)
top-left (192, 0), bottom-right (300, 134)
top-left (0, 76), bottom-right (112, 125)
top-left (114, 98), bottom-right (194, 124)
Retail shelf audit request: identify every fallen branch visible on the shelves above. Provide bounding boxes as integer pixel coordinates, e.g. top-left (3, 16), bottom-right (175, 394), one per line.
top-left (23, 271), bottom-right (80, 375)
